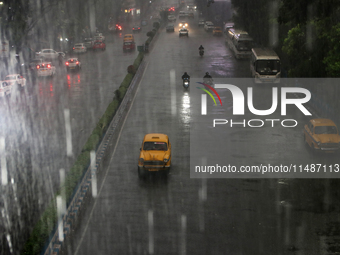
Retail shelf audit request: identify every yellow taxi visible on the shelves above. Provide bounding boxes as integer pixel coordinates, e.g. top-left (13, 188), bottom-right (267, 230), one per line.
top-left (213, 26), bottom-right (223, 36)
top-left (123, 34), bottom-right (134, 42)
top-left (303, 118), bottom-right (340, 152)
top-left (138, 133), bottom-right (172, 178)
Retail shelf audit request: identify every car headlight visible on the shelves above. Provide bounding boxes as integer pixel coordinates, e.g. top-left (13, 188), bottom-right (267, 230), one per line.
top-left (317, 142), bottom-right (321, 146)
top-left (163, 158), bottom-right (168, 163)
top-left (140, 158), bottom-right (144, 164)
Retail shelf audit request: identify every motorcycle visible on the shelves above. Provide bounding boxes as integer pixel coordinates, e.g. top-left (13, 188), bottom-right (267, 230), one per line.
top-left (199, 49), bottom-right (204, 57)
top-left (182, 78), bottom-right (190, 89)
top-left (203, 77), bottom-right (213, 88)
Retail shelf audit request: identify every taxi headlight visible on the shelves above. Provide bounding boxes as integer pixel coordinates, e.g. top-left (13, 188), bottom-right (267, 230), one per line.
top-left (317, 142), bottom-right (321, 146)
top-left (140, 158), bottom-right (144, 164)
top-left (163, 158), bottom-right (168, 163)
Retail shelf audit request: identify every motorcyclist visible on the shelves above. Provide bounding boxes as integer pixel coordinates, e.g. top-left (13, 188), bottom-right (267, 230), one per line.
top-left (203, 72), bottom-right (212, 79)
top-left (199, 45), bottom-right (204, 51)
top-left (182, 72), bottom-right (190, 80)
top-left (203, 72), bottom-right (213, 85)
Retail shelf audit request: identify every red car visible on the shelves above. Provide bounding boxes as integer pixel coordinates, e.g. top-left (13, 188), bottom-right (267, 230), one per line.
top-left (93, 40), bottom-right (106, 51)
top-left (123, 41), bottom-right (136, 51)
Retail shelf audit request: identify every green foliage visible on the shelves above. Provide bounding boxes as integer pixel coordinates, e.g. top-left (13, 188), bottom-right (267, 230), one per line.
top-left (323, 23), bottom-right (340, 77)
top-left (127, 65), bottom-right (136, 75)
top-left (146, 31), bottom-right (155, 37)
top-left (153, 22), bottom-right (160, 29)
top-left (133, 52), bottom-right (144, 69)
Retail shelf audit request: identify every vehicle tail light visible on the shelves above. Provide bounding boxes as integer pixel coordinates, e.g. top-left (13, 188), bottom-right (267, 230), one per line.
top-left (47, 64), bottom-right (51, 68)
top-left (66, 62), bottom-right (69, 66)
top-left (37, 65), bottom-right (40, 69)
top-left (73, 47), bottom-right (75, 50)
top-left (82, 47), bottom-right (84, 49)
top-left (76, 61), bottom-right (79, 65)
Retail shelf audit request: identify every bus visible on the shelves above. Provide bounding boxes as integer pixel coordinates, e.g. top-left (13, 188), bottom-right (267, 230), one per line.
top-left (250, 48), bottom-right (281, 83)
top-left (225, 28), bottom-right (253, 59)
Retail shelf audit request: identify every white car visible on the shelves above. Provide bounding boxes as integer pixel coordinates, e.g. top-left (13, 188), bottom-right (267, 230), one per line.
top-left (0, 81), bottom-right (11, 97)
top-left (204, 21), bottom-right (215, 32)
top-left (73, 43), bottom-right (87, 53)
top-left (65, 57), bottom-right (81, 72)
top-left (94, 33), bottom-right (105, 41)
top-left (36, 49), bottom-right (65, 60)
top-left (4, 74), bottom-right (26, 88)
top-left (198, 20), bottom-right (205, 26)
top-left (179, 28), bottom-right (189, 36)
top-left (36, 62), bottom-right (56, 78)
top-left (168, 14), bottom-right (176, 22)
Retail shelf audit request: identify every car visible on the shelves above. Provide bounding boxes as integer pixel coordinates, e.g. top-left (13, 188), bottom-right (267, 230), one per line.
top-left (36, 62), bottom-right (56, 78)
top-left (213, 26), bottom-right (223, 36)
top-left (0, 81), bottom-right (11, 97)
top-left (132, 25), bottom-right (141, 33)
top-left (179, 27), bottom-right (189, 36)
top-left (93, 40), bottom-right (106, 51)
top-left (4, 74), bottom-right (26, 88)
top-left (83, 38), bottom-right (95, 50)
top-left (137, 133), bottom-right (172, 178)
top-left (35, 49), bottom-right (65, 60)
top-left (65, 58), bottom-right (81, 72)
top-left (94, 32), bottom-right (105, 41)
top-left (204, 21), bottom-right (214, 32)
top-left (179, 22), bottom-right (188, 28)
top-left (198, 20), bottom-right (205, 27)
top-left (73, 43), bottom-right (87, 53)
top-left (179, 11), bottom-right (186, 19)
top-left (168, 14), bottom-right (176, 22)
top-left (123, 41), bottom-right (136, 51)
top-left (187, 12), bottom-right (194, 19)
top-left (304, 118), bottom-right (340, 153)
top-left (29, 59), bottom-right (43, 71)
top-left (123, 34), bottom-right (134, 42)
top-left (166, 24), bottom-right (175, 32)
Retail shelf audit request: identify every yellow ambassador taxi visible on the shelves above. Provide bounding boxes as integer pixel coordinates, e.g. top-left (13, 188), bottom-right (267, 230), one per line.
top-left (304, 118), bottom-right (340, 153)
top-left (138, 133), bottom-right (171, 178)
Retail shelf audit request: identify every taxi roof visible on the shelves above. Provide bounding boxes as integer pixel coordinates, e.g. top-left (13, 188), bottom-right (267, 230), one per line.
top-left (143, 133), bottom-right (168, 142)
top-left (310, 118), bottom-right (336, 126)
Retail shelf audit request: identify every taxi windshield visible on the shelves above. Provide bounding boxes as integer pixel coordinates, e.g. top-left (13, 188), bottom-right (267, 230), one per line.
top-left (143, 142), bottom-right (167, 151)
top-left (314, 126), bottom-right (338, 134)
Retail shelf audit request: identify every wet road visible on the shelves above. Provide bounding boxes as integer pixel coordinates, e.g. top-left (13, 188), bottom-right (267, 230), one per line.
top-left (64, 13), bottom-right (340, 255)
top-left (0, 21), bottom-right (152, 254)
